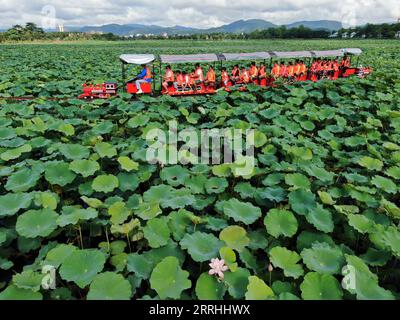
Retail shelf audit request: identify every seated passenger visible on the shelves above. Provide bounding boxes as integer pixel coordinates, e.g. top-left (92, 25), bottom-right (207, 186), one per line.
top-left (127, 64), bottom-right (152, 94)
top-left (231, 65), bottom-right (240, 84)
top-left (271, 62), bottom-right (281, 78)
top-left (174, 70), bottom-right (184, 91)
top-left (162, 65), bottom-right (175, 92)
top-left (182, 72), bottom-right (190, 91)
top-left (221, 67), bottom-right (230, 87)
top-left (259, 63), bottom-right (267, 79)
top-left (240, 67), bottom-right (250, 84)
top-left (287, 62), bottom-right (295, 80)
top-left (194, 63), bottom-right (204, 85)
top-left (249, 62), bottom-right (259, 82)
top-left (205, 66), bottom-right (216, 89)
top-left (189, 70), bottom-right (197, 91)
top-left (279, 63), bottom-right (287, 78)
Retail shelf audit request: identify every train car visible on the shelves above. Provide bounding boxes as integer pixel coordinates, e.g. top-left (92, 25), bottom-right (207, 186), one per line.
top-left (78, 82), bottom-right (118, 99)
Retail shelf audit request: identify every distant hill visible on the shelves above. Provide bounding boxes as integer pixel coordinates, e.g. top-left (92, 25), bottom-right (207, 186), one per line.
top-left (66, 19), bottom-right (343, 36)
top-left (285, 20), bottom-right (343, 31)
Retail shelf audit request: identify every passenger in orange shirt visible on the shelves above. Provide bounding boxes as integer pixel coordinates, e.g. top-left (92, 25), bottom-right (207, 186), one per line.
top-left (231, 65), bottom-right (240, 84)
top-left (174, 70), bottom-right (184, 91)
top-left (249, 62), bottom-right (259, 82)
top-left (189, 69), bottom-right (197, 91)
top-left (193, 63), bottom-right (204, 86)
top-left (240, 67), bottom-right (250, 84)
top-left (182, 72), bottom-right (190, 91)
top-left (259, 63), bottom-right (267, 79)
top-left (294, 60), bottom-right (302, 76)
top-left (205, 65), bottom-right (216, 89)
top-left (162, 65), bottom-right (175, 92)
top-left (271, 62), bottom-right (281, 78)
top-left (221, 67), bottom-right (230, 87)
top-left (287, 62), bottom-right (295, 80)
top-left (279, 62), bottom-right (287, 78)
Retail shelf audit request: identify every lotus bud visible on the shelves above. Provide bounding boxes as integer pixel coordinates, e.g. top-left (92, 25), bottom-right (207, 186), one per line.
top-left (268, 263), bottom-right (274, 273)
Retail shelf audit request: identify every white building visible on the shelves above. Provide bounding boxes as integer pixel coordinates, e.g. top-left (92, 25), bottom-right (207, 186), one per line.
top-left (396, 31), bottom-right (400, 39)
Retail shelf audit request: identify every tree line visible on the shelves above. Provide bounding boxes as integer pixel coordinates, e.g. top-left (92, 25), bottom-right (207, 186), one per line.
top-left (1, 22), bottom-right (399, 42)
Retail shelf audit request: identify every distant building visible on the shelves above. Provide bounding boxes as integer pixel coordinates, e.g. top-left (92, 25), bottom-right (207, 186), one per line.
top-left (342, 32), bottom-right (348, 39)
top-left (350, 32), bottom-right (357, 38)
top-left (162, 32), bottom-right (168, 39)
top-left (396, 31), bottom-right (400, 39)
top-left (58, 24), bottom-right (64, 32)
top-left (329, 32), bottom-right (339, 38)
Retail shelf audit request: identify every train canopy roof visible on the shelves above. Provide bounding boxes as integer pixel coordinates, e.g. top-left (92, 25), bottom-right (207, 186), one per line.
top-left (160, 54), bottom-right (220, 63)
top-left (120, 54), bottom-right (156, 64)
top-left (120, 48), bottom-right (362, 65)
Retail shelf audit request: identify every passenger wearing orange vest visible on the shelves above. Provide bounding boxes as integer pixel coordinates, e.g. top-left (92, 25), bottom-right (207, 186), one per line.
top-left (240, 67), bottom-right (250, 84)
top-left (259, 63), bottom-right (266, 79)
top-left (287, 62), bottom-right (295, 80)
top-left (194, 63), bottom-right (204, 84)
top-left (294, 60), bottom-right (302, 76)
top-left (189, 69), bottom-right (197, 91)
top-left (162, 65), bottom-right (175, 92)
top-left (174, 70), bottom-right (184, 91)
top-left (271, 62), bottom-right (281, 78)
top-left (279, 63), bottom-right (287, 78)
top-left (133, 64), bottom-right (152, 94)
top-left (300, 61), bottom-right (307, 76)
top-left (182, 72), bottom-right (190, 91)
top-left (221, 67), bottom-right (230, 87)
top-left (231, 65), bottom-right (240, 84)
top-left (205, 65), bottom-right (216, 89)
top-left (249, 62), bottom-right (259, 82)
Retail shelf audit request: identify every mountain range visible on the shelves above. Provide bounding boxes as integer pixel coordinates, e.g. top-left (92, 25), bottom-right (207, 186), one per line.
top-left (67, 19), bottom-right (342, 36)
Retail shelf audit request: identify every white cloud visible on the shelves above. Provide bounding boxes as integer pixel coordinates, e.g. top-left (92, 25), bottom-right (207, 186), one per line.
top-left (0, 0), bottom-right (398, 29)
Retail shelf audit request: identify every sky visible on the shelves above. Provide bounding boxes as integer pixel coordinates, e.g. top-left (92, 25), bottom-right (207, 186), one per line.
top-left (0, 0), bottom-right (399, 29)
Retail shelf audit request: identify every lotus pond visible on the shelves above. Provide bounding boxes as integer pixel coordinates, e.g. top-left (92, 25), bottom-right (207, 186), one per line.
top-left (0, 39), bottom-right (399, 300)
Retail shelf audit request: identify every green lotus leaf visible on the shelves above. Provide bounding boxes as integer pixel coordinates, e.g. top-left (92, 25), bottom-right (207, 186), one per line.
top-left (57, 206), bottom-right (98, 227)
top-left (12, 270), bottom-right (44, 292)
top-left (371, 176), bottom-right (397, 194)
top-left (118, 156), bottom-right (139, 172)
top-left (94, 142), bottom-right (117, 158)
top-left (219, 198), bottom-right (262, 225)
top-left (91, 121), bottom-right (114, 135)
top-left (269, 246), bottom-right (304, 279)
top-left (80, 196), bottom-right (103, 209)
top-left (357, 156), bottom-right (383, 171)
top-left (300, 272), bottom-right (343, 300)
top-left (342, 255), bottom-right (395, 300)
top-left (33, 191), bottom-right (58, 210)
top-left (161, 188), bottom-right (196, 209)
top-left (69, 159), bottom-right (100, 177)
top-left (0, 127), bottom-right (16, 140)
top-left (304, 165), bottom-right (335, 183)
top-left (224, 268), bottom-right (251, 299)
top-left (160, 165), bottom-right (190, 187)
top-left (334, 205), bottom-right (359, 215)
top-left (134, 201), bottom-right (162, 220)
top-left (59, 144), bottom-right (90, 160)
top-left (1, 144), bottom-right (32, 161)
top-left (92, 174), bottom-right (119, 193)
top-left (0, 285), bottom-right (42, 300)
top-left (168, 209), bottom-right (193, 241)
top-left (16, 209), bottom-right (59, 238)
top-left (127, 114), bottom-right (150, 128)
top-left (317, 191), bottom-right (336, 205)
top-left (59, 249), bottom-right (106, 288)
top-left (44, 162), bottom-right (76, 186)
top-left (150, 256), bottom-right (191, 299)
top-left (126, 253), bottom-right (154, 279)
top-left (195, 272), bottom-right (226, 300)
top-left (253, 130), bottom-right (267, 148)
top-left (180, 231), bottom-right (223, 262)
top-left (143, 218), bottom-right (170, 248)
top-left (87, 272), bottom-right (132, 300)
top-left (347, 214), bottom-right (375, 234)
top-left (264, 209), bottom-right (298, 238)
top-left (0, 192), bottom-right (33, 217)
top-left (305, 205), bottom-right (334, 233)
top-left (288, 146), bottom-right (313, 160)
top-left (234, 182), bottom-right (256, 199)
top-left (257, 186), bottom-right (286, 202)
top-left (219, 226), bottom-right (250, 252)
top-left (382, 226), bottom-right (400, 258)
top-left (108, 201), bottom-right (131, 225)
top-left (219, 246), bottom-right (238, 271)
top-left (301, 242), bottom-right (345, 274)
top-left (284, 173), bottom-right (310, 189)
top-left (45, 244), bottom-right (78, 267)
top-left (5, 167), bottom-right (41, 192)
top-left (111, 219), bottom-right (140, 236)
top-left (245, 276), bottom-right (274, 300)
top-left (212, 163), bottom-right (231, 177)
top-left (288, 189), bottom-right (317, 215)
top-left (205, 177), bottom-right (228, 194)
top-left (184, 175), bottom-right (207, 194)
top-left (385, 166), bottom-right (400, 179)
top-left (57, 123), bottom-right (75, 136)
top-left (143, 184), bottom-right (173, 203)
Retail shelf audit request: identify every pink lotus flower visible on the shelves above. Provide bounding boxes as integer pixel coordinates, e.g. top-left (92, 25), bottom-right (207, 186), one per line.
top-left (208, 258), bottom-right (228, 280)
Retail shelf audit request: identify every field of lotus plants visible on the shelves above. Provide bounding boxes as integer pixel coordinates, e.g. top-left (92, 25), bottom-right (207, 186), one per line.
top-left (0, 39), bottom-right (399, 300)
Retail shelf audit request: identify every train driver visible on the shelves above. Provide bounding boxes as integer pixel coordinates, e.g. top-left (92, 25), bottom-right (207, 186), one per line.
top-left (132, 64), bottom-right (152, 94)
